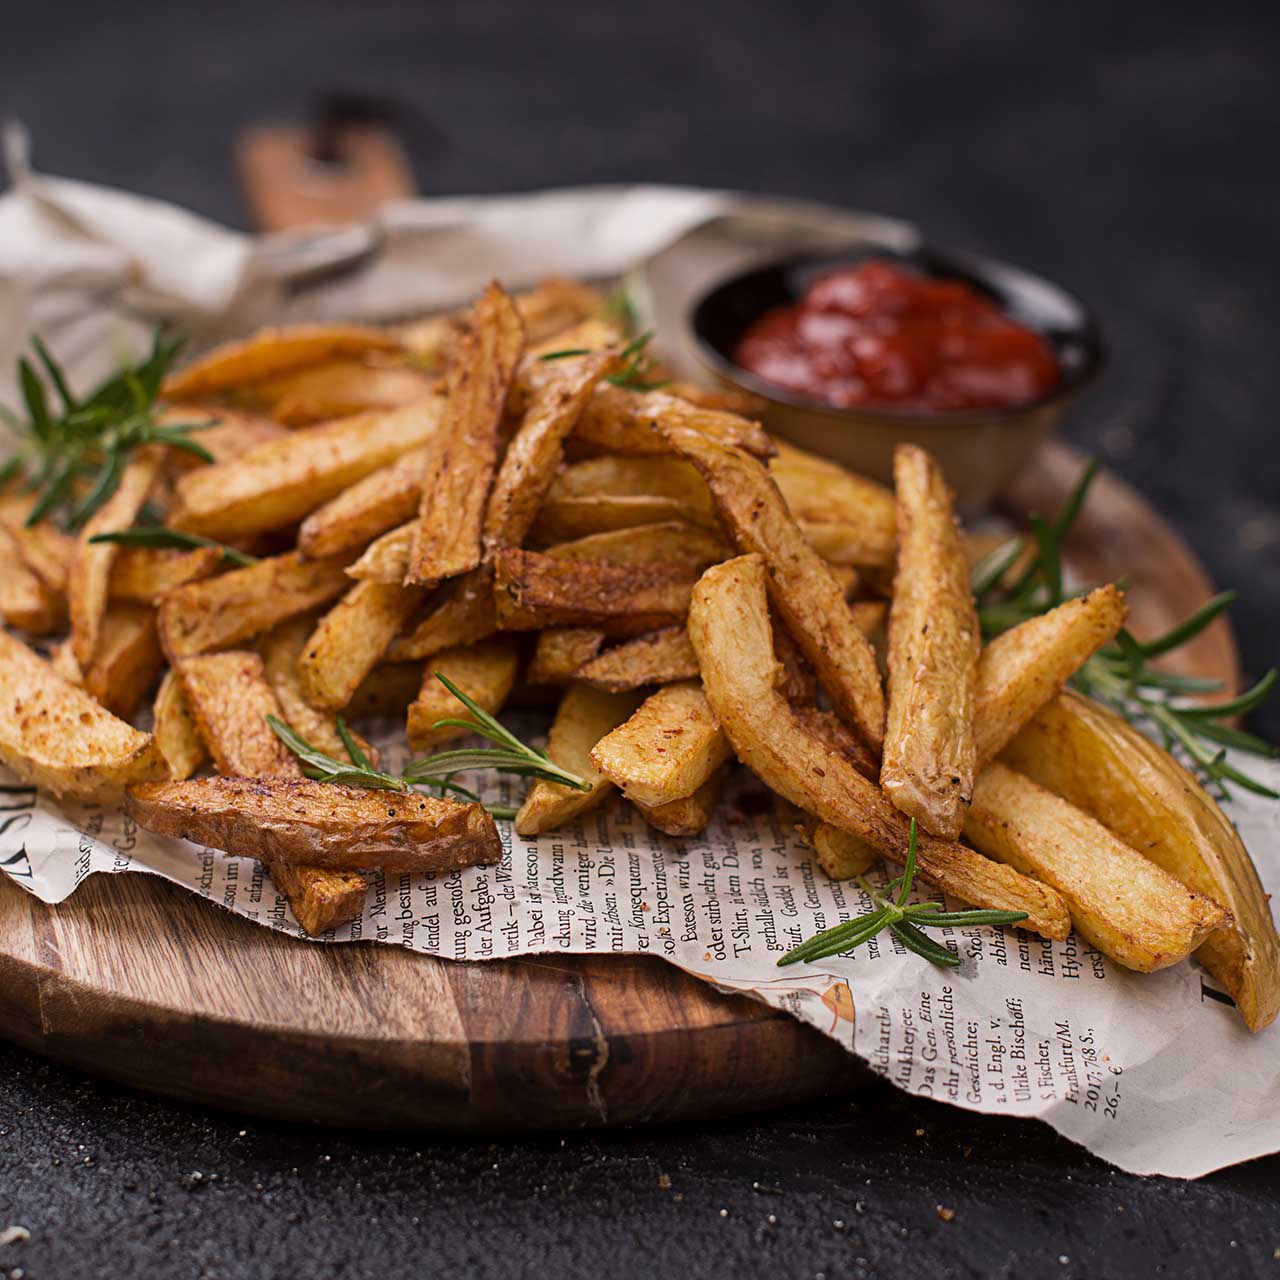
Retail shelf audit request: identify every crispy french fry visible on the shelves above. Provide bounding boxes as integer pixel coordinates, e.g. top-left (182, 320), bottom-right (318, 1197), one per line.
top-left (109, 546), bottom-right (224, 603)
top-left (792, 704), bottom-right (878, 782)
top-left (541, 522), bottom-right (731, 569)
top-left (0, 525), bottom-right (65, 634)
top-left (636, 765), bottom-right (727, 837)
top-left (575, 626), bottom-right (699, 692)
top-left (688, 556), bottom-right (1069, 936)
top-left (251, 360), bottom-right (437, 426)
top-left (162, 324), bottom-right (402, 400)
top-left (346, 520), bottom-right (417, 583)
top-left (800, 821), bottom-right (881, 881)
top-left (514, 278), bottom-right (607, 342)
top-left (665, 427), bottom-right (886, 753)
top-left (159, 406), bottom-right (287, 469)
top-left (574, 383), bottom-right (773, 458)
top-left (152, 671), bottom-right (207, 781)
top-left (527, 628), bottom-right (606, 685)
top-left (590, 680), bottom-right (733, 808)
top-left (157, 550), bottom-right (353, 659)
top-left (126, 777), bottom-right (501, 875)
top-left (406, 637), bottom-right (520, 751)
top-left (386, 571), bottom-right (498, 662)
top-left (530, 494), bottom-right (712, 543)
top-left (880, 445), bottom-right (980, 839)
top-left (347, 662), bottom-right (425, 718)
top-left (965, 763), bottom-right (1229, 972)
top-left (267, 862), bottom-right (371, 937)
top-left (546, 455), bottom-right (712, 510)
top-left (0, 513), bottom-right (74, 595)
top-left (1003, 690), bottom-right (1280, 1031)
top-left (82, 603), bottom-right (164, 719)
top-left (0, 630), bottom-right (165, 801)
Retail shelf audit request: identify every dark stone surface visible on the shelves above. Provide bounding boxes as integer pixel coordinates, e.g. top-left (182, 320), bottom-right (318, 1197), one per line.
top-left (2, 1), bottom-right (1279, 1276)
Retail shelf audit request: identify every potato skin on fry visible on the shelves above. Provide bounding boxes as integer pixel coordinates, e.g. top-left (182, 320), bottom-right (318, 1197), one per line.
top-left (83, 603), bottom-right (164, 720)
top-left (575, 626), bottom-right (700, 692)
top-left (406, 637), bottom-right (519, 752)
top-left (528, 628), bottom-right (606, 685)
top-left (152, 670), bottom-right (207, 781)
top-left (636, 765), bottom-right (727, 837)
top-left (126, 777), bottom-right (502, 874)
top-left (298, 446), bottom-right (429, 561)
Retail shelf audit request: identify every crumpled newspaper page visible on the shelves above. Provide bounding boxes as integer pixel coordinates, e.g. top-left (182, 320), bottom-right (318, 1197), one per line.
top-left (1, 134), bottom-right (1277, 1178)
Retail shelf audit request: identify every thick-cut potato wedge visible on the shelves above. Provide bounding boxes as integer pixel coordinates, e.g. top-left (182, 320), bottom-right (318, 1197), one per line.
top-left (0, 515), bottom-right (74, 595)
top-left (1003, 690), bottom-right (1280, 1030)
top-left (636, 765), bottom-right (727, 837)
top-left (157, 551), bottom-right (352, 659)
top-left (298, 580), bottom-right (426, 711)
top-left (170, 398), bottom-right (443, 540)
top-left (83, 604), bottom-right (164, 719)
top-left (0, 529), bottom-right (65, 634)
top-left (689, 556), bottom-right (1069, 937)
top-left (387, 571), bottom-right (498, 662)
top-left (158, 406), bottom-right (287, 470)
top-left (347, 520), bottom-right (419, 583)
top-left (547, 455), bottom-right (712, 508)
top-left (975, 585), bottom-right (1126, 765)
top-left (966, 763), bottom-right (1229, 972)
top-left (530, 494), bottom-right (714, 543)
top-left (347, 662), bottom-right (425, 718)
top-left (69, 448), bottom-right (162, 666)
top-left (880, 445), bottom-right (980, 839)
top-left (162, 324), bottom-right (401, 400)
top-left (494, 549), bottom-right (696, 635)
top-left (574, 383), bottom-right (773, 458)
top-left (800, 821), bottom-right (881, 881)
top-left (250, 360), bottom-right (437, 427)
top-left (126, 777), bottom-right (501, 874)
top-left (514, 683), bottom-right (644, 835)
top-left (576, 626), bottom-right (699, 692)
top-left (666, 427), bottom-right (885, 752)
top-left (792, 704), bottom-right (878, 782)
top-left (297, 445), bottom-right (429, 561)
top-left (528, 628), bottom-right (606, 685)
top-left (408, 283), bottom-right (524, 584)
top-left (0, 630), bottom-right (165, 801)
top-left (109, 546), bottom-right (223, 602)
top-left (542, 522), bottom-right (731, 569)
top-left (152, 671), bottom-right (207, 781)
top-left (267, 862), bottom-right (370, 937)
top-left (590, 680), bottom-right (733, 808)
top-left (406, 637), bottom-right (520, 751)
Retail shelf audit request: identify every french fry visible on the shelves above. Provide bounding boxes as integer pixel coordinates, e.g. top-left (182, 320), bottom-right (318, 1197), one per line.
top-left (162, 324), bottom-right (402, 400)
top-left (688, 556), bottom-right (1070, 937)
top-left (665, 427), bottom-right (886, 753)
top-left (346, 520), bottom-right (417, 583)
top-left (0, 512), bottom-right (74, 595)
top-left (880, 445), bottom-right (980, 839)
top-left (126, 777), bottom-right (502, 875)
top-left (965, 763), bottom-right (1230, 972)
top-left (157, 551), bottom-right (353, 659)
top-left (82, 603), bottom-right (164, 719)
top-left (267, 863), bottom-right (372, 937)
top-left (386, 571), bottom-right (498, 662)
top-left (792, 704), bottom-right (878, 782)
top-left (407, 283), bottom-right (524, 584)
top-left (250, 360), bottom-right (437, 426)
top-left (158, 406), bottom-right (287, 469)
top-left (575, 626), bottom-right (699, 692)
top-left (802, 822), bottom-right (881, 882)
top-left (540, 522), bottom-right (731, 569)
top-left (574, 383), bottom-right (774, 458)
top-left (347, 662), bottom-right (426, 718)
top-left (0, 525), bottom-right (65, 634)
top-left (590, 680), bottom-right (733, 808)
top-left (170, 398), bottom-right (444, 540)
top-left (152, 671), bottom-right (207, 781)
top-left (636, 765), bottom-right (727, 837)
top-left (529, 494), bottom-right (712, 543)
top-left (109, 546), bottom-right (223, 603)
top-left (545, 454), bottom-right (712, 511)
top-left (513, 683), bottom-right (644, 835)
top-left (406, 637), bottom-right (520, 751)
top-left (1003, 690), bottom-right (1280, 1030)
top-left (527, 628), bottom-right (606, 685)
top-left (0, 629), bottom-right (165, 802)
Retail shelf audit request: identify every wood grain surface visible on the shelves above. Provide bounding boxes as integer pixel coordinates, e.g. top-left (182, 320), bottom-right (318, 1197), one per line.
top-left (0, 444), bottom-right (1239, 1130)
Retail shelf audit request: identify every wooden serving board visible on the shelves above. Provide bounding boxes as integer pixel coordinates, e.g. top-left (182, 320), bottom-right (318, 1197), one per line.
top-left (0, 442), bottom-right (1239, 1129)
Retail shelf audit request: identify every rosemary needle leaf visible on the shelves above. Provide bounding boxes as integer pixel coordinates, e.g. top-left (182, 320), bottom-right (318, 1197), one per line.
top-left (890, 920), bottom-right (962, 966)
top-left (970, 536), bottom-right (1025, 597)
top-left (335, 716), bottom-right (374, 771)
top-left (911, 908), bottom-right (1029, 927)
top-left (88, 527), bottom-right (259, 567)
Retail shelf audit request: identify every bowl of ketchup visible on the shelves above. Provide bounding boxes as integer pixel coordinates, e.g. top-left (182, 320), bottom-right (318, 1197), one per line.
top-left (691, 248), bottom-right (1101, 508)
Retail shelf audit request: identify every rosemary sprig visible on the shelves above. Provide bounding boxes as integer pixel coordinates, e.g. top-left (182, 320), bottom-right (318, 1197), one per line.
top-left (1, 330), bottom-right (214, 529)
top-left (780, 821), bottom-right (1027, 967)
top-left (539, 331), bottom-right (670, 391)
top-left (974, 459), bottom-right (1279, 800)
top-left (88, 526), bottom-right (258, 567)
top-left (267, 673), bottom-right (591, 820)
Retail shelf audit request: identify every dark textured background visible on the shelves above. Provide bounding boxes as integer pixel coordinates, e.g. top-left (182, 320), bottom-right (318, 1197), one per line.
top-left (2, 1), bottom-right (1280, 1276)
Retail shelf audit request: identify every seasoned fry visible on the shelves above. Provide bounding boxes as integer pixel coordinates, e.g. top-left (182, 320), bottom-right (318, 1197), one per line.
top-left (387, 571), bottom-right (498, 662)
top-left (800, 821), bottom-right (881, 881)
top-left (514, 683), bottom-right (644, 835)
top-left (575, 626), bottom-right (699, 692)
top-left (792, 704), bottom-right (878, 782)
top-left (407, 283), bottom-right (524, 584)
top-left (157, 551), bottom-right (353, 659)
top-left (880, 445), bottom-right (979, 839)
top-left (528, 628), bottom-right (606, 684)
top-left (347, 662), bottom-right (425, 718)
top-left (0, 513), bottom-right (74, 595)
top-left (170, 398), bottom-right (444, 540)
top-left (0, 525), bottom-right (65, 634)
top-left (267, 863), bottom-right (371, 937)
top-left (636, 766), bottom-right (727, 837)
top-left (1003, 690), bottom-right (1280, 1030)
top-left (574, 383), bottom-right (773, 458)
top-left (590, 680), bottom-right (733, 808)
top-left (251, 360), bottom-right (436, 426)
top-left (0, 630), bottom-right (165, 801)
top-left (162, 324), bottom-right (402, 400)
top-left (546, 455), bottom-right (712, 510)
top-left (152, 671), bottom-right (207, 781)
top-left (688, 556), bottom-right (1069, 936)
top-left (665, 427), bottom-right (886, 753)
top-left (109, 546), bottom-right (223, 602)
top-left (346, 519), bottom-right (418, 583)
top-left (965, 763), bottom-right (1229, 972)
top-left (159, 406), bottom-right (287, 469)
top-left (541, 523), bottom-right (731, 569)
top-left (530, 494), bottom-right (713, 543)
top-left (974, 585), bottom-right (1126, 765)
top-left (83, 603), bottom-right (164, 719)
top-left (126, 777), bottom-right (501, 874)
top-left (406, 637), bottom-right (520, 751)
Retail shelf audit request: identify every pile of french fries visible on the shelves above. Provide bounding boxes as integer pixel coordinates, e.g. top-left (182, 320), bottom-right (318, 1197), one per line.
top-left (1, 278), bottom-right (1276, 1030)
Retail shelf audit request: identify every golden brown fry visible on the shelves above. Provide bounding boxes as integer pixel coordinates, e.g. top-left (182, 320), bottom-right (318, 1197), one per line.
top-left (527, 628), bottom-right (606, 685)
top-left (0, 525), bottom-right (65, 634)
top-left (0, 629), bottom-right (165, 802)
top-left (407, 283), bottom-right (524, 584)
top-left (575, 626), bottom-right (699, 692)
top-left (493, 549), bottom-right (696, 634)
top-left (590, 680), bottom-right (733, 808)
top-left (965, 763), bottom-right (1229, 972)
top-left (665, 427), bottom-right (886, 753)
top-left (157, 551), bottom-right (353, 659)
top-left (108, 546), bottom-right (223, 603)
top-left (514, 278), bottom-right (607, 343)
top-left (298, 580), bottom-right (426, 711)
top-left (974, 585), bottom-right (1127, 765)
top-left (0, 515), bottom-right (74, 595)
top-left (541, 522), bottom-right (731, 568)
top-left (688, 556), bottom-right (1069, 936)
top-left (126, 777), bottom-right (501, 874)
top-left (267, 862), bottom-right (370, 937)
top-left (1003, 690), bottom-right (1280, 1031)
top-left (799, 821), bottom-right (881, 881)
top-left (82, 603), bottom-right (164, 719)
top-left (574, 383), bottom-right (773, 458)
top-left (162, 324), bottom-right (401, 400)
top-left (69, 448), bottom-right (162, 666)
top-left (514, 684), bottom-right (644, 835)
top-left (386, 571), bottom-right (498, 662)
top-left (547, 454), bottom-right (712, 509)
top-left (529, 494), bottom-right (713, 543)
top-left (170, 398), bottom-right (443, 540)
top-left (251, 360), bottom-right (437, 426)
top-left (406, 636), bottom-right (520, 751)
top-left (792, 704), bottom-right (878, 782)
top-left (347, 662), bottom-right (425, 718)
top-left (636, 765), bottom-right (727, 837)
top-left (880, 445), bottom-right (979, 839)
top-left (346, 520), bottom-right (418, 582)
top-left (158, 406), bottom-right (287, 469)
top-left (152, 671), bottom-right (207, 781)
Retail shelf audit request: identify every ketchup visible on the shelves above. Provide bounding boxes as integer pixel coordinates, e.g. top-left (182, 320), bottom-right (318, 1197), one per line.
top-left (732, 260), bottom-right (1060, 413)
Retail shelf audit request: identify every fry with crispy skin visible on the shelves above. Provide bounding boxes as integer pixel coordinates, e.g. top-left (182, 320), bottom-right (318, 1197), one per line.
top-left (109, 546), bottom-right (223, 603)
top-left (406, 637), bottom-right (520, 751)
top-left (636, 765), bottom-right (727, 837)
top-left (152, 671), bottom-right (207, 781)
top-left (527, 628), bottom-right (606, 684)
top-left (82, 603), bottom-right (164, 719)
top-left (575, 627), bottom-right (700, 692)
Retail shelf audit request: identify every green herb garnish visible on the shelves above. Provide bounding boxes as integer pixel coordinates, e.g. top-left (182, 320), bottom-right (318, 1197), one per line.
top-left (88, 526), bottom-right (258, 567)
top-left (538, 331), bottom-right (670, 391)
top-left (780, 820), bottom-right (1027, 968)
top-left (268, 673), bottom-right (591, 820)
